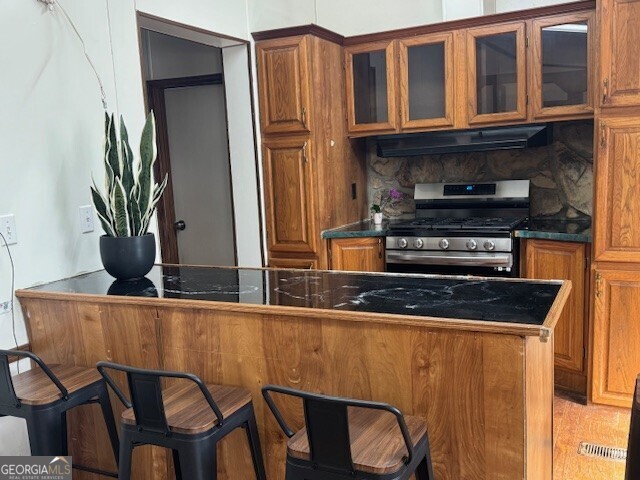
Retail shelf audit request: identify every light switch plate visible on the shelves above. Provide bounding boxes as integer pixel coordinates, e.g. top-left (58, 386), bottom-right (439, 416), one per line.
top-left (0, 215), bottom-right (17, 245)
top-left (79, 205), bottom-right (95, 233)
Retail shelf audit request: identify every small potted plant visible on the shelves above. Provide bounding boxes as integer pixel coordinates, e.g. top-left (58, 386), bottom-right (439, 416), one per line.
top-left (90, 112), bottom-right (168, 280)
top-left (371, 188), bottom-right (404, 225)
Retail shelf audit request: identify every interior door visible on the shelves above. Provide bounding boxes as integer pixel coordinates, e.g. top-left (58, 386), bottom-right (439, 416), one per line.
top-left (162, 83), bottom-right (237, 266)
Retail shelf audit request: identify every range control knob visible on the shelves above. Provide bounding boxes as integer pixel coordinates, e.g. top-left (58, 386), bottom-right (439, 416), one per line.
top-left (397, 238), bottom-right (408, 249)
top-left (484, 240), bottom-right (496, 251)
top-left (439, 238), bottom-right (450, 250)
top-left (414, 238), bottom-right (424, 249)
top-left (466, 239), bottom-right (478, 250)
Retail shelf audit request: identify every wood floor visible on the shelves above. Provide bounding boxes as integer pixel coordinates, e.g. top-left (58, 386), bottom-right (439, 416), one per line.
top-left (554, 393), bottom-right (631, 480)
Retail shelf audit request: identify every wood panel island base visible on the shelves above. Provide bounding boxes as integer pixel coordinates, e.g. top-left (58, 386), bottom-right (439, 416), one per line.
top-left (16, 266), bottom-right (570, 480)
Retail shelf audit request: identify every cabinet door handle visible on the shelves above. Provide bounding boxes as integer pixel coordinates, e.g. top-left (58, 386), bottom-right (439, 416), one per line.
top-left (595, 272), bottom-right (603, 298)
top-left (602, 78), bottom-right (609, 105)
top-left (301, 106), bottom-right (307, 129)
top-left (600, 122), bottom-right (607, 149)
top-left (302, 141), bottom-right (308, 163)
top-left (378, 238), bottom-right (383, 259)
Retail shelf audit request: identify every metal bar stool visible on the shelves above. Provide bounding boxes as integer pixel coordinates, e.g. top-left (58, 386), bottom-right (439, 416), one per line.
top-left (0, 349), bottom-right (119, 460)
top-left (97, 361), bottom-right (267, 480)
top-left (262, 385), bottom-right (434, 480)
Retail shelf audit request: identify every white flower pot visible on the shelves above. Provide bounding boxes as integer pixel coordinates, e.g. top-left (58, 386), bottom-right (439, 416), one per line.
top-left (373, 212), bottom-right (383, 225)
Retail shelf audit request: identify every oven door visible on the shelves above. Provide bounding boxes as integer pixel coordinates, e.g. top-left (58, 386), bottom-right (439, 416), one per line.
top-left (386, 250), bottom-right (519, 277)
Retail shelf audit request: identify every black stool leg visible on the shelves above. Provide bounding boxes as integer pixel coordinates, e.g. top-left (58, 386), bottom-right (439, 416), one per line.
top-left (118, 429), bottom-right (135, 480)
top-left (244, 408), bottom-right (267, 480)
top-left (178, 441), bottom-right (217, 480)
top-left (172, 449), bottom-right (183, 480)
top-left (415, 453), bottom-right (435, 480)
top-left (96, 383), bottom-right (119, 464)
top-left (26, 411), bottom-right (66, 456)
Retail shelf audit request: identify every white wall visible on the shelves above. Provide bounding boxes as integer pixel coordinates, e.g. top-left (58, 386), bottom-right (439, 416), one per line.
top-left (248, 0), bottom-right (574, 36)
top-left (223, 45), bottom-right (264, 268)
top-left (443, 0), bottom-right (484, 21)
top-left (495, 0), bottom-right (570, 12)
top-left (0, 0), bottom-right (253, 456)
top-left (0, 0), bottom-right (120, 455)
top-left (318, 0), bottom-right (443, 36)
top-left (247, 0), bottom-right (315, 33)
top-left (136, 0), bottom-right (249, 41)
top-left (0, 0), bottom-right (254, 345)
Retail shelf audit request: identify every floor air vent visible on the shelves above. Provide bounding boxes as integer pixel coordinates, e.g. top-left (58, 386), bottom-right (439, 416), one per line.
top-left (578, 442), bottom-right (627, 461)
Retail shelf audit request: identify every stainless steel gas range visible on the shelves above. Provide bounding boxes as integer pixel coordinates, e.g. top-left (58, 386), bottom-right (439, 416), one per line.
top-left (386, 180), bottom-right (530, 277)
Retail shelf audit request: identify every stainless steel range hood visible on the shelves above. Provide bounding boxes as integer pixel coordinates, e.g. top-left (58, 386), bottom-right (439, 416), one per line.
top-left (376, 124), bottom-right (553, 157)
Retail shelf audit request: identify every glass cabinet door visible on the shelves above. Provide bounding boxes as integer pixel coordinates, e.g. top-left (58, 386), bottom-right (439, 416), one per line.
top-left (399, 32), bottom-right (454, 130)
top-left (466, 23), bottom-right (527, 124)
top-left (345, 40), bottom-right (397, 135)
top-left (530, 12), bottom-right (594, 119)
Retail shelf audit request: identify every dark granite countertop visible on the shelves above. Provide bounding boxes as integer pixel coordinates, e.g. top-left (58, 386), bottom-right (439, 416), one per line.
top-left (321, 219), bottom-right (390, 238)
top-left (514, 218), bottom-right (592, 243)
top-left (323, 217), bottom-right (592, 243)
top-left (21, 265), bottom-right (564, 327)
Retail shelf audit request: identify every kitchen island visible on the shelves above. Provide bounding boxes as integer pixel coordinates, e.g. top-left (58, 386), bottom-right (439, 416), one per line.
top-left (16, 266), bottom-right (570, 480)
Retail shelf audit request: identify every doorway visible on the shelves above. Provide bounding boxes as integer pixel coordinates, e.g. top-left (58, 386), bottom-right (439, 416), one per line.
top-left (139, 26), bottom-right (247, 266)
top-left (147, 73), bottom-right (236, 265)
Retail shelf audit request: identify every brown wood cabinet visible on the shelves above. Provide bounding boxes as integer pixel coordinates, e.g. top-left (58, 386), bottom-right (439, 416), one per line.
top-left (344, 40), bottom-right (398, 134)
top-left (529, 11), bottom-right (595, 120)
top-left (344, 6), bottom-right (594, 137)
top-left (593, 115), bottom-right (640, 263)
top-left (256, 34), bottom-right (368, 269)
top-left (523, 239), bottom-right (588, 395)
top-left (592, 0), bottom-right (640, 408)
top-left (256, 36), bottom-right (311, 135)
top-left (466, 22), bottom-right (528, 125)
top-left (262, 136), bottom-right (316, 255)
top-left (330, 237), bottom-right (385, 272)
top-left (599, 0), bottom-right (640, 108)
top-left (592, 266), bottom-right (640, 406)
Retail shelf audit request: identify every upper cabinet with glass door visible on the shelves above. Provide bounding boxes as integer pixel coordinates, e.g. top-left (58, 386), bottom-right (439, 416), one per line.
top-left (529, 12), bottom-right (594, 120)
top-left (345, 40), bottom-right (398, 135)
top-left (466, 23), bottom-right (527, 125)
top-left (398, 32), bottom-right (455, 131)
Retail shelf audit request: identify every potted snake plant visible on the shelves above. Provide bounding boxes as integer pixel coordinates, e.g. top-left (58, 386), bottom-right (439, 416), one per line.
top-left (90, 111), bottom-right (167, 280)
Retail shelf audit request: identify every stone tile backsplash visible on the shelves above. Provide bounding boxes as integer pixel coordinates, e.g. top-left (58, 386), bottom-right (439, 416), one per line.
top-left (367, 120), bottom-right (593, 219)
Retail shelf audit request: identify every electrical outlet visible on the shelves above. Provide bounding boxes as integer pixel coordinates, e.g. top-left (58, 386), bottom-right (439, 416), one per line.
top-left (79, 205), bottom-right (95, 233)
top-left (0, 215), bottom-right (17, 245)
top-left (0, 301), bottom-right (10, 314)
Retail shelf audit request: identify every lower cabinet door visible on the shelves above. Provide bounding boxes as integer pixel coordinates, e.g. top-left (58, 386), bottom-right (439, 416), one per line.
top-left (525, 240), bottom-right (587, 390)
top-left (592, 266), bottom-right (640, 407)
top-left (330, 237), bottom-right (385, 272)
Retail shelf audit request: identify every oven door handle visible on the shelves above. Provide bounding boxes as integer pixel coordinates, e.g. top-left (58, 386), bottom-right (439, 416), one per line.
top-left (386, 252), bottom-right (513, 267)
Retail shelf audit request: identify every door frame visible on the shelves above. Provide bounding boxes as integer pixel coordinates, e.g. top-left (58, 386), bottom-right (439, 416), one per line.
top-left (146, 73), bottom-right (238, 265)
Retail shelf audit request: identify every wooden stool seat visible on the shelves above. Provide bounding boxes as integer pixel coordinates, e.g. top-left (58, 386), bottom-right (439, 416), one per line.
top-left (0, 350), bottom-right (119, 468)
top-left (121, 382), bottom-right (252, 434)
top-left (287, 407), bottom-right (428, 474)
top-left (99, 361), bottom-right (266, 480)
top-left (12, 364), bottom-right (102, 406)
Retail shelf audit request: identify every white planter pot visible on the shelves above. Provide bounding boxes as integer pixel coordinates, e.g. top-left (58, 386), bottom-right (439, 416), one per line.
top-left (373, 212), bottom-right (383, 225)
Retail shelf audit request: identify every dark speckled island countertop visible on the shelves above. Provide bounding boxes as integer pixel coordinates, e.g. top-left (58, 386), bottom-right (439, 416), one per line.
top-left (19, 265), bottom-right (570, 337)
top-left (323, 217), bottom-right (592, 243)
